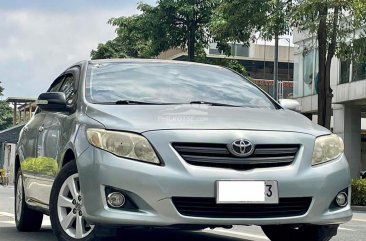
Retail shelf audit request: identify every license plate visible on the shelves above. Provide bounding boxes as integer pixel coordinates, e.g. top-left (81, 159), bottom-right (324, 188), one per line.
top-left (216, 180), bottom-right (279, 204)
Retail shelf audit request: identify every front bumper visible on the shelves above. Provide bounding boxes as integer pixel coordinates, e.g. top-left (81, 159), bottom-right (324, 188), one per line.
top-left (76, 130), bottom-right (352, 226)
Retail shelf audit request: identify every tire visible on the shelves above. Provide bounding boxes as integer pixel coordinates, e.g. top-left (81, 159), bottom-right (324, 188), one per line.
top-left (14, 169), bottom-right (43, 232)
top-left (49, 160), bottom-right (97, 241)
top-left (261, 224), bottom-right (339, 241)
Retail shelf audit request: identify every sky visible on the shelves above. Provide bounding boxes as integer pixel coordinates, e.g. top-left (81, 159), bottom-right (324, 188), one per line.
top-left (0, 0), bottom-right (155, 99)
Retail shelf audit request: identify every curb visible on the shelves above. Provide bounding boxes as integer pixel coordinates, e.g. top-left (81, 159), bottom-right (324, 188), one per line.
top-left (352, 206), bottom-right (366, 212)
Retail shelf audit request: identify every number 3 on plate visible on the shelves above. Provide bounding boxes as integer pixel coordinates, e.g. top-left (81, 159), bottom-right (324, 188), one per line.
top-left (266, 184), bottom-right (273, 197)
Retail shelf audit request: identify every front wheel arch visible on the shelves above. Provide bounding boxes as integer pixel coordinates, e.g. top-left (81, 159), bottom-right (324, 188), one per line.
top-left (62, 149), bottom-right (76, 168)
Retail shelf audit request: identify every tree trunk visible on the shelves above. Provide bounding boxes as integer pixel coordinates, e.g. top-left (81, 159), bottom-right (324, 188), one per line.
top-left (188, 29), bottom-right (196, 62)
top-left (324, 60), bottom-right (333, 129)
top-left (317, 6), bottom-right (338, 130)
top-left (317, 6), bottom-right (328, 128)
top-left (188, 0), bottom-right (197, 62)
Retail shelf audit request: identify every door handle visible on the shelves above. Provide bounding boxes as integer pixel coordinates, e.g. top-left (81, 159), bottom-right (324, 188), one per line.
top-left (23, 126), bottom-right (29, 132)
top-left (38, 126), bottom-right (44, 132)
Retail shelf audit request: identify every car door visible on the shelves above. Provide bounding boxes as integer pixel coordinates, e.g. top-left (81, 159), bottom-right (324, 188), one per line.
top-left (35, 67), bottom-right (80, 205)
top-left (21, 76), bottom-right (65, 204)
top-left (19, 111), bottom-right (46, 200)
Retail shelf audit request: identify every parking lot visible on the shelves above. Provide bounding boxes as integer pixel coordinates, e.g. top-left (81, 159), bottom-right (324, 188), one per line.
top-left (1, 186), bottom-right (365, 241)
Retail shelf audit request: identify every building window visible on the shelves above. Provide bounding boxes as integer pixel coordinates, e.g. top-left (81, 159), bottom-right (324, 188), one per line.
top-left (312, 50), bottom-right (319, 94)
top-left (293, 54), bottom-right (303, 97)
top-left (352, 61), bottom-right (366, 82)
top-left (340, 60), bottom-right (351, 84)
top-left (208, 43), bottom-right (224, 55)
top-left (303, 49), bottom-right (315, 96)
top-left (351, 37), bottom-right (366, 82)
top-left (208, 43), bottom-right (249, 57)
top-left (235, 44), bottom-right (249, 57)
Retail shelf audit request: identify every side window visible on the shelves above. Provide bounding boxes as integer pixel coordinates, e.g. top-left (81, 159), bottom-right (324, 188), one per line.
top-left (59, 74), bottom-right (76, 106)
top-left (49, 76), bottom-right (65, 92)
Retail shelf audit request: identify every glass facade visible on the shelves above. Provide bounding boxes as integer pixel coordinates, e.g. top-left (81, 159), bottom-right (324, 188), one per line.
top-left (293, 37), bottom-right (366, 98)
top-left (352, 61), bottom-right (366, 82)
top-left (339, 60), bottom-right (366, 84)
top-left (340, 60), bottom-right (351, 84)
top-left (294, 48), bottom-right (318, 97)
top-left (208, 43), bottom-right (249, 57)
top-left (293, 54), bottom-right (302, 97)
top-left (303, 49), bottom-right (314, 96)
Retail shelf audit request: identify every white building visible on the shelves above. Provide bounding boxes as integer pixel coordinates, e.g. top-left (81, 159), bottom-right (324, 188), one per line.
top-left (293, 31), bottom-right (366, 178)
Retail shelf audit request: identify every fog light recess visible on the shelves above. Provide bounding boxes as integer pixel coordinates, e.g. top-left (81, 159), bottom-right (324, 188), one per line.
top-left (107, 192), bottom-right (126, 208)
top-left (335, 192), bottom-right (348, 207)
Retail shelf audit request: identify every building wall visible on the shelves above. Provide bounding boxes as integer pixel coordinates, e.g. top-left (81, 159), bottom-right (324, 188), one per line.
top-left (207, 42), bottom-right (294, 63)
top-left (3, 143), bottom-right (16, 183)
top-left (0, 124), bottom-right (24, 168)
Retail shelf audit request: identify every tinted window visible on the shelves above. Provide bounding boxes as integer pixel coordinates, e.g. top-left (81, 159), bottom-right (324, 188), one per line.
top-left (60, 75), bottom-right (76, 105)
top-left (49, 76), bottom-right (65, 92)
top-left (86, 62), bottom-right (275, 109)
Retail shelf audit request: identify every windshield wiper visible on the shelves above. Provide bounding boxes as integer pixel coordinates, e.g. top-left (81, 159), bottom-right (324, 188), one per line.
top-left (189, 101), bottom-right (240, 107)
top-left (96, 100), bottom-right (163, 105)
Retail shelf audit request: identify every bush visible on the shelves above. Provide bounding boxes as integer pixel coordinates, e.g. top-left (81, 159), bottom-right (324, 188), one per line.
top-left (352, 179), bottom-right (366, 206)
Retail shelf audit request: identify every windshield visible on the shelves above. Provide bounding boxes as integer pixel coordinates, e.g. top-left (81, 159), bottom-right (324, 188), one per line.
top-left (86, 62), bottom-right (276, 109)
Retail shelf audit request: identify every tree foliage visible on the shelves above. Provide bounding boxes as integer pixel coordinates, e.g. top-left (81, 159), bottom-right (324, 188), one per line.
top-left (211, 0), bottom-right (291, 54)
top-left (91, 14), bottom-right (154, 59)
top-left (92, 0), bottom-right (219, 61)
top-left (91, 0), bottom-right (250, 76)
top-left (0, 82), bottom-right (13, 131)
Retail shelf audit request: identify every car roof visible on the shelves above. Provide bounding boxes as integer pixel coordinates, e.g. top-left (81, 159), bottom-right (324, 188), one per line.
top-left (87, 58), bottom-right (224, 69)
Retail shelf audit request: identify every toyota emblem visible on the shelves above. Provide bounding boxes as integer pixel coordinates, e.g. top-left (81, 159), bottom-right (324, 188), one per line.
top-left (228, 139), bottom-right (254, 157)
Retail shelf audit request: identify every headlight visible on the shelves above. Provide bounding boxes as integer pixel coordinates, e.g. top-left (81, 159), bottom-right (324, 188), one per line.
top-left (312, 134), bottom-right (344, 166)
top-left (87, 128), bottom-right (160, 164)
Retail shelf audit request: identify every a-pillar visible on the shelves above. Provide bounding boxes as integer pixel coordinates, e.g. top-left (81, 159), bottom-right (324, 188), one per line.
top-left (333, 104), bottom-right (361, 178)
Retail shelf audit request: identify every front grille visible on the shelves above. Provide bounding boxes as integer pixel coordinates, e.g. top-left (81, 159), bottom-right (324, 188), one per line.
top-left (172, 197), bottom-right (312, 218)
top-left (172, 143), bottom-right (300, 170)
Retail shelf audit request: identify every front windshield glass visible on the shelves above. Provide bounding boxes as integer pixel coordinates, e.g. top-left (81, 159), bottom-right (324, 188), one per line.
top-left (86, 62), bottom-right (276, 109)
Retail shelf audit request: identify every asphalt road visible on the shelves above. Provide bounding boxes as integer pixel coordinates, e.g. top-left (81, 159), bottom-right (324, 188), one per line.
top-left (1, 185), bottom-right (366, 241)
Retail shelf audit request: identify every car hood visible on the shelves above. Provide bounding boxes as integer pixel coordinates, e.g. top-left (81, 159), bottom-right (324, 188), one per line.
top-left (85, 104), bottom-right (329, 136)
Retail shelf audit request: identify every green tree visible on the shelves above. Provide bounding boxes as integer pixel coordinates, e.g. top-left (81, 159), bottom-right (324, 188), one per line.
top-left (211, 0), bottom-right (290, 54)
top-left (91, 14), bottom-right (156, 59)
top-left (91, 0), bottom-right (219, 61)
top-left (0, 82), bottom-right (13, 130)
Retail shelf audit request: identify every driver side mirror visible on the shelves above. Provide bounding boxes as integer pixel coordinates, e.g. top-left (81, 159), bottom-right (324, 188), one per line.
top-left (36, 92), bottom-right (68, 112)
top-left (279, 99), bottom-right (301, 112)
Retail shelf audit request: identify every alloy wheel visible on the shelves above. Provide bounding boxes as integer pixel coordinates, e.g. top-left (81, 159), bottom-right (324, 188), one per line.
top-left (57, 173), bottom-right (95, 239)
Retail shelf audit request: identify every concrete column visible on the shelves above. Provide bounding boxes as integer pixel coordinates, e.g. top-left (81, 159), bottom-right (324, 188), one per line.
top-left (13, 102), bottom-right (17, 125)
top-left (333, 104), bottom-right (361, 178)
top-left (29, 106), bottom-right (32, 119)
